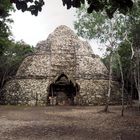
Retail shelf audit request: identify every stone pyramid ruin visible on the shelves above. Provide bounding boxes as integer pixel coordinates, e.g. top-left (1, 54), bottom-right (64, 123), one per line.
top-left (4, 25), bottom-right (120, 105)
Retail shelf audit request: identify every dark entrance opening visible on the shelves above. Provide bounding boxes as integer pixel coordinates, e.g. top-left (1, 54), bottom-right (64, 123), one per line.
top-left (47, 74), bottom-right (79, 105)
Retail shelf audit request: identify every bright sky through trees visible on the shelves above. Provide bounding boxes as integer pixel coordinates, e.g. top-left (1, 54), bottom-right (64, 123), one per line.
top-left (10, 0), bottom-right (104, 56)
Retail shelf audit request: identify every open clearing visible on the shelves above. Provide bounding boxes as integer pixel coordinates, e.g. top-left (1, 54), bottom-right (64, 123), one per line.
top-left (0, 106), bottom-right (140, 140)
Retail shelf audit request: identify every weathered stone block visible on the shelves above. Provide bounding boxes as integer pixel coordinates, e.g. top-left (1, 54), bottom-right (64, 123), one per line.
top-left (3, 25), bottom-right (121, 106)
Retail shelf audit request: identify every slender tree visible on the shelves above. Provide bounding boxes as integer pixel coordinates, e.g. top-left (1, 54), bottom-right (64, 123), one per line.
top-left (132, 23), bottom-right (140, 109)
top-left (74, 5), bottom-right (128, 112)
top-left (74, 1), bottom-right (140, 111)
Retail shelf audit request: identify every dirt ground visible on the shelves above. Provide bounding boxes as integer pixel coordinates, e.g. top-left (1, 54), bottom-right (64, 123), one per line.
top-left (0, 105), bottom-right (140, 140)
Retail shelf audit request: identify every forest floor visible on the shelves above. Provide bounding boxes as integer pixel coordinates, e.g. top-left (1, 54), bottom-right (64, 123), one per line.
top-left (0, 105), bottom-right (140, 140)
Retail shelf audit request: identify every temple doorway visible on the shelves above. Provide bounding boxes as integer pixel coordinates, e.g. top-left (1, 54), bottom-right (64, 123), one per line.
top-left (47, 74), bottom-right (79, 105)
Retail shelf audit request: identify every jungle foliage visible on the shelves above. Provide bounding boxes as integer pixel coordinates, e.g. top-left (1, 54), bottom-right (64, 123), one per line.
top-left (0, 0), bottom-right (34, 103)
top-left (74, 1), bottom-right (140, 110)
top-left (0, 0), bottom-right (134, 17)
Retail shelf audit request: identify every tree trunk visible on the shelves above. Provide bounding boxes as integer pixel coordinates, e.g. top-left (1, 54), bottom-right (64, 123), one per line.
top-left (0, 70), bottom-right (8, 105)
top-left (117, 53), bottom-right (125, 116)
top-left (0, 70), bottom-right (7, 89)
top-left (134, 56), bottom-right (140, 110)
top-left (130, 61), bottom-right (133, 107)
top-left (138, 89), bottom-right (140, 110)
top-left (137, 59), bottom-right (140, 110)
top-left (104, 52), bottom-right (112, 112)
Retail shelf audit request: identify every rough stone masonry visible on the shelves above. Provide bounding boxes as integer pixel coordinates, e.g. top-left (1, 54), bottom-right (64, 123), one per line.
top-left (4, 25), bottom-right (121, 106)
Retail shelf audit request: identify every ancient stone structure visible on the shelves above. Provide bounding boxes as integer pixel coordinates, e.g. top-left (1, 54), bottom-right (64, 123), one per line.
top-left (4, 25), bottom-right (120, 106)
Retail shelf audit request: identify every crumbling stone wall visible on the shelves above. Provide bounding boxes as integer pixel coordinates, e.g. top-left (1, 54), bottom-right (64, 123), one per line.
top-left (5, 79), bottom-right (49, 105)
top-left (16, 54), bottom-right (51, 77)
top-left (3, 25), bottom-right (121, 106)
top-left (76, 80), bottom-right (121, 105)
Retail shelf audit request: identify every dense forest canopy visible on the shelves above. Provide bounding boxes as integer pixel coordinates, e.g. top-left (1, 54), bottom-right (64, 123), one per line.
top-left (62, 0), bottom-right (133, 18)
top-left (1, 0), bottom-right (134, 17)
top-left (10, 0), bottom-right (44, 16)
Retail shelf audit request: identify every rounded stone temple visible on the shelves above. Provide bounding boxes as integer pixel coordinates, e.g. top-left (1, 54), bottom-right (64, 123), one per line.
top-left (4, 25), bottom-right (120, 106)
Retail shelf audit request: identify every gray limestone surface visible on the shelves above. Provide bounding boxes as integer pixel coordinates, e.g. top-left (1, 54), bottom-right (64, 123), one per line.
top-left (4, 25), bottom-right (121, 105)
